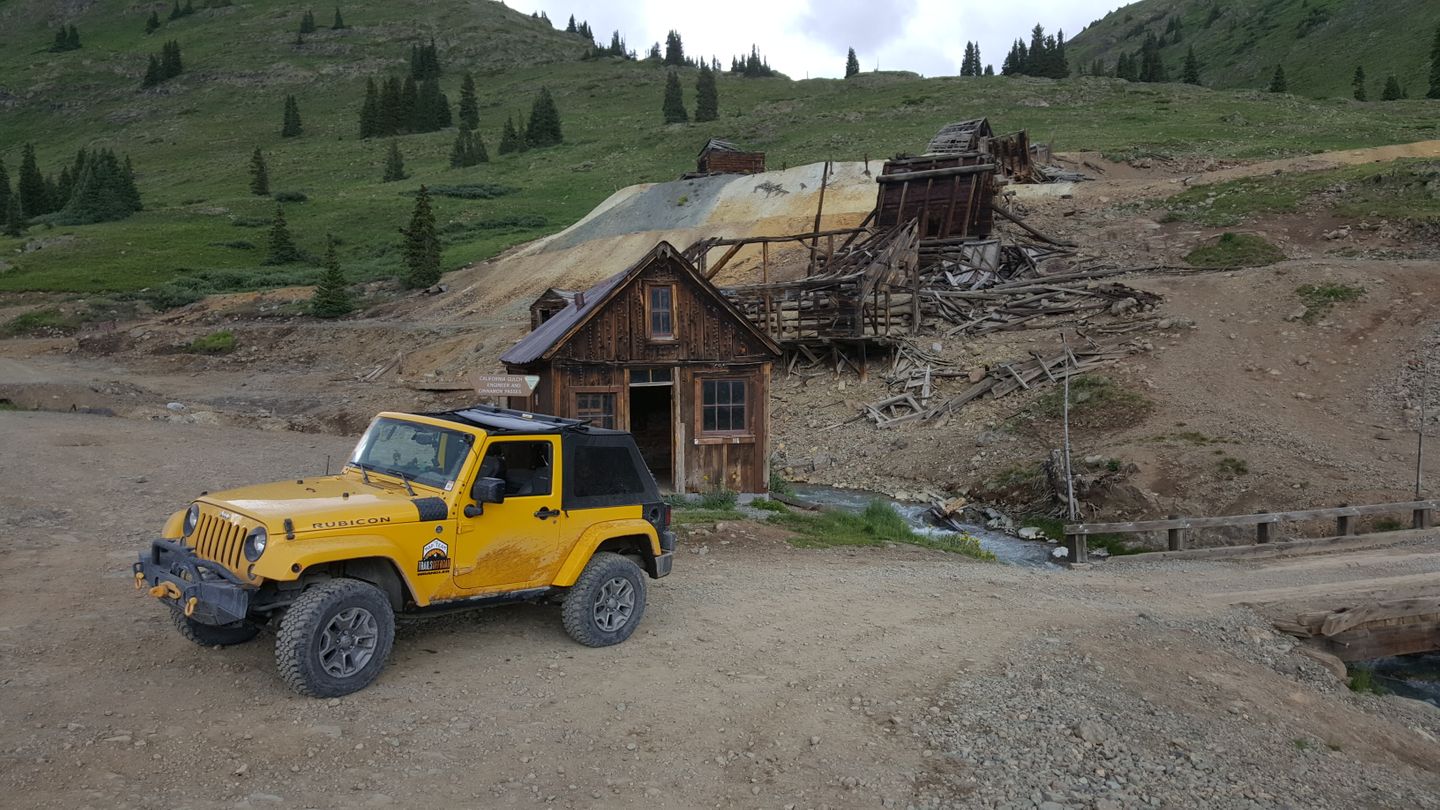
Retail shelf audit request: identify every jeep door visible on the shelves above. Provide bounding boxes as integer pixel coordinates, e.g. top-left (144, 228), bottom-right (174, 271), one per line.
top-left (452, 437), bottom-right (562, 591)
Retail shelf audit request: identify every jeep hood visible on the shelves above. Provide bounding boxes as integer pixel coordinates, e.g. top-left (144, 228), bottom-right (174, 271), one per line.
top-left (199, 475), bottom-right (448, 532)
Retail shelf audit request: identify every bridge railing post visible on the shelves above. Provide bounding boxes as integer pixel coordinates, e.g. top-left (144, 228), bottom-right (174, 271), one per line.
top-left (1336, 504), bottom-right (1354, 536)
top-left (1415, 507), bottom-right (1433, 530)
top-left (1065, 532), bottom-right (1088, 565)
top-left (1255, 512), bottom-right (1272, 544)
top-left (1166, 515), bottom-right (1185, 551)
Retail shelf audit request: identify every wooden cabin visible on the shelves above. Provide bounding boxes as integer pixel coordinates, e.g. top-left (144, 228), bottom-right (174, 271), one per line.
top-left (530, 288), bottom-right (576, 329)
top-left (875, 152), bottom-right (996, 241)
top-left (695, 138), bottom-right (766, 176)
top-left (925, 118), bottom-right (994, 154)
top-left (501, 242), bottom-right (782, 494)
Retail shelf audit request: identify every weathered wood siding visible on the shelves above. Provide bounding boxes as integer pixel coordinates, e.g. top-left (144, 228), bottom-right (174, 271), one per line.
top-left (698, 150), bottom-right (766, 175)
top-left (876, 153), bottom-right (996, 240)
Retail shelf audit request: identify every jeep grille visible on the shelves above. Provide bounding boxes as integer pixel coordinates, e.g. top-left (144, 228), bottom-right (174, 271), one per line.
top-left (191, 510), bottom-right (252, 576)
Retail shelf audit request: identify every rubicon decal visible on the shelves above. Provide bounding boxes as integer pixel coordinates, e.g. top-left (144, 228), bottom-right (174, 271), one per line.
top-left (418, 538), bottom-right (451, 575)
top-left (310, 517), bottom-right (393, 529)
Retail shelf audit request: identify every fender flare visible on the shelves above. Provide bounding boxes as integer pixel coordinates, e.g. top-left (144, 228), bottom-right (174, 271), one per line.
top-left (255, 534), bottom-right (424, 604)
top-left (551, 519), bottom-right (660, 587)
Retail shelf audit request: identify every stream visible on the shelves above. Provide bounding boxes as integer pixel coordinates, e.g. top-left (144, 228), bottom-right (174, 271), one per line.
top-left (1358, 652), bottom-right (1440, 707)
top-left (785, 484), bottom-right (1056, 568)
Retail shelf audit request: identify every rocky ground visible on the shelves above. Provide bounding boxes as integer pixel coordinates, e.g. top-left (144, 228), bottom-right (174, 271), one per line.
top-left (1, 411), bottom-right (1438, 809)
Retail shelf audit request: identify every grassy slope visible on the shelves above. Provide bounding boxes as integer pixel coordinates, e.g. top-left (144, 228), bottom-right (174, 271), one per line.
top-left (1067, 0), bottom-right (1439, 98)
top-left (0, 0), bottom-right (1438, 297)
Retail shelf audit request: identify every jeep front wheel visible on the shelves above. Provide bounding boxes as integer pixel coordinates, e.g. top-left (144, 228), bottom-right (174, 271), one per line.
top-left (562, 552), bottom-right (647, 647)
top-left (275, 579), bottom-right (395, 698)
top-left (171, 609), bottom-right (261, 647)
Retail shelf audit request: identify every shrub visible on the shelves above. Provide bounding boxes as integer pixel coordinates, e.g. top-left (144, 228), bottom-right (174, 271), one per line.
top-left (273, 190), bottom-right (308, 203)
top-left (186, 330), bottom-right (237, 354)
top-left (1184, 232), bottom-right (1285, 267)
top-left (3, 307), bottom-right (77, 336)
top-left (412, 183), bottom-right (519, 200)
top-left (1011, 376), bottom-right (1154, 432)
top-left (697, 488), bottom-right (738, 510)
top-left (1296, 282), bottom-right (1365, 323)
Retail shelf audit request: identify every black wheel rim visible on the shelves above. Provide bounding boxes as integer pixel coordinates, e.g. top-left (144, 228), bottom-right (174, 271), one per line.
top-left (318, 607), bottom-right (378, 678)
top-left (592, 576), bottom-right (635, 632)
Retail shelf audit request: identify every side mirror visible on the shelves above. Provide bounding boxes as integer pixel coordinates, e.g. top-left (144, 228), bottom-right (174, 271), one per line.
top-left (471, 476), bottom-right (506, 505)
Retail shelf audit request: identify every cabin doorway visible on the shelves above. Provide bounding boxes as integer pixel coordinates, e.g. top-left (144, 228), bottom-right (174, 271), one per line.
top-left (628, 367), bottom-right (674, 491)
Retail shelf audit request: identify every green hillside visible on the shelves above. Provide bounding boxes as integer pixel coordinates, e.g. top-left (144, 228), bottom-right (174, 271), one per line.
top-left (0, 0), bottom-right (1437, 305)
top-left (1067, 0), bottom-right (1439, 97)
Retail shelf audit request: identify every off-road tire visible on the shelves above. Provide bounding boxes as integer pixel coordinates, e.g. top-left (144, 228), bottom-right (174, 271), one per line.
top-left (275, 579), bottom-right (395, 698)
top-left (562, 552), bottom-right (647, 647)
top-left (171, 609), bottom-right (261, 647)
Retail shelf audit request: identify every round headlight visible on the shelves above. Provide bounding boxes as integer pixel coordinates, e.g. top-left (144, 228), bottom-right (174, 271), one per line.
top-left (243, 526), bottom-right (268, 562)
top-left (183, 504), bottom-right (200, 537)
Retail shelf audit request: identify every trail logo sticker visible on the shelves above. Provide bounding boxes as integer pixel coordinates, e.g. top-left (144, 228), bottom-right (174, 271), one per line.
top-left (418, 538), bottom-right (451, 575)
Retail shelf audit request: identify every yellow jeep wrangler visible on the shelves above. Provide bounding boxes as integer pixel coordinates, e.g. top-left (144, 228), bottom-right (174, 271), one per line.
top-left (133, 406), bottom-right (674, 697)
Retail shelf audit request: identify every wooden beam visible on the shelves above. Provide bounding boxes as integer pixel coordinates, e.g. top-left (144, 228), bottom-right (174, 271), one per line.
top-left (876, 163), bottom-right (997, 183)
top-left (1065, 500), bottom-right (1440, 536)
top-left (991, 203), bottom-right (1078, 247)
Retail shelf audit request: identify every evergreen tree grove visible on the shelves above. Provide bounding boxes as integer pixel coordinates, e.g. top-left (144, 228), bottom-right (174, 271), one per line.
top-left (525, 87), bottom-right (563, 147)
top-left (142, 55), bottom-right (163, 88)
top-left (382, 140), bottom-right (406, 182)
top-left (299, 10), bottom-right (316, 34)
top-left (663, 30), bottom-right (685, 66)
top-left (662, 71), bottom-right (687, 124)
top-left (161, 40), bottom-right (183, 79)
top-left (281, 95), bottom-right (303, 137)
top-left (145, 11), bottom-right (161, 34)
top-left (266, 204), bottom-right (302, 264)
top-left (1429, 23), bottom-right (1440, 99)
top-left (310, 240), bottom-right (354, 318)
top-left (694, 63), bottom-right (718, 122)
top-left (249, 148), bottom-right (270, 196)
top-left (449, 128), bottom-right (488, 168)
top-left (845, 47), bottom-right (860, 78)
top-left (57, 149), bottom-right (143, 225)
top-left (1353, 65), bottom-right (1367, 101)
top-left (459, 72), bottom-right (479, 130)
top-left (401, 185), bottom-right (441, 289)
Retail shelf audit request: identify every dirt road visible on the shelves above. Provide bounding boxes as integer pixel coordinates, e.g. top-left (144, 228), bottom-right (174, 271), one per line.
top-left (1, 411), bottom-right (1437, 808)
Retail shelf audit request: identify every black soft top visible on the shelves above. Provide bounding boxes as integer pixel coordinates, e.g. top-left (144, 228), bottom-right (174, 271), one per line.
top-left (427, 405), bottom-right (661, 509)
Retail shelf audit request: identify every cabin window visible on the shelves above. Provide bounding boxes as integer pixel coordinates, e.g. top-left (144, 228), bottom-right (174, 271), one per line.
top-left (699, 378), bottom-right (747, 434)
top-left (574, 391), bottom-right (617, 429)
top-left (629, 367), bottom-right (673, 386)
top-left (647, 285), bottom-right (675, 340)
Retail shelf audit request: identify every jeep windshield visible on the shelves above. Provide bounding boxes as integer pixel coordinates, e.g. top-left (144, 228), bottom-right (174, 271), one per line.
top-left (348, 417), bottom-right (476, 491)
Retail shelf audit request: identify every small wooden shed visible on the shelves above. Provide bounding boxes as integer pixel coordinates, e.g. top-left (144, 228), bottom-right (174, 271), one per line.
top-left (695, 138), bottom-right (766, 176)
top-left (501, 242), bottom-right (782, 494)
top-left (529, 288), bottom-right (576, 329)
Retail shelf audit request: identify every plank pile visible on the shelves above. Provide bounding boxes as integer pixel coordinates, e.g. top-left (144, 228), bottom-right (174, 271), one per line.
top-left (1273, 598), bottom-right (1440, 662)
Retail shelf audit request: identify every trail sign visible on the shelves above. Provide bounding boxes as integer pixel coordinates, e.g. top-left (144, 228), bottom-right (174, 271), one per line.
top-left (472, 374), bottom-right (540, 397)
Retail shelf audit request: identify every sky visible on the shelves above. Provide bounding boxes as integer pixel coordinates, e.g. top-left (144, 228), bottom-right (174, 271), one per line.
top-left (524, 0), bottom-right (1131, 79)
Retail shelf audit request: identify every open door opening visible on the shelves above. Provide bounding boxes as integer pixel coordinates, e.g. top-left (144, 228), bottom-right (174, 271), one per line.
top-left (629, 379), bottom-right (673, 492)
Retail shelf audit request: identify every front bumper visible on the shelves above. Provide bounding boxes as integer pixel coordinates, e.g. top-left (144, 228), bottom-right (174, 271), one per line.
top-left (133, 539), bottom-right (254, 626)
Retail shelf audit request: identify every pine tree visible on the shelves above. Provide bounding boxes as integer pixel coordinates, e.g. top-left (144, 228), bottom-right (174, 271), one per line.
top-left (694, 63), bottom-right (718, 122)
top-left (663, 30), bottom-right (685, 66)
top-left (17, 144), bottom-right (49, 218)
top-left (65, 22), bottom-right (82, 48)
top-left (359, 77), bottom-right (379, 137)
top-left (310, 239), bottom-right (354, 318)
top-left (845, 47), bottom-right (859, 78)
top-left (142, 55), bottom-right (163, 88)
top-left (984, 64), bottom-right (994, 76)
top-left (120, 155), bottom-right (142, 213)
top-left (960, 42), bottom-right (974, 76)
top-left (50, 26), bottom-right (68, 52)
top-left (449, 129), bottom-right (470, 168)
top-left (1381, 74), bottom-right (1404, 100)
top-left (145, 11), bottom-right (161, 34)
top-left (161, 40), bottom-right (182, 78)
top-left (382, 140), bottom-right (406, 182)
top-left (1182, 47), bottom-right (1201, 85)
top-left (1352, 65), bottom-right (1367, 101)
top-left (182, 0), bottom-right (194, 15)
top-left (3, 199), bottom-right (22, 237)
top-left (525, 87), bottom-right (562, 147)
top-left (299, 10), bottom-right (316, 34)
top-left (566, 15), bottom-right (577, 33)
top-left (249, 148), bottom-right (270, 196)
top-left (169, 0), bottom-right (182, 20)
top-left (498, 116), bottom-right (519, 154)
top-left (266, 204), bottom-right (302, 264)
top-left (281, 95), bottom-right (302, 137)
top-left (662, 70), bottom-right (687, 124)
top-left (1428, 23), bottom-right (1440, 99)
top-left (1268, 65), bottom-right (1287, 93)
top-left (399, 76), bottom-right (418, 131)
top-left (379, 77), bottom-right (402, 136)
top-left (332, 7), bottom-right (345, 29)
top-left (459, 72), bottom-right (479, 129)
top-left (401, 185), bottom-right (441, 289)
top-left (1139, 33), bottom-right (1166, 82)
top-left (0, 159), bottom-right (11, 226)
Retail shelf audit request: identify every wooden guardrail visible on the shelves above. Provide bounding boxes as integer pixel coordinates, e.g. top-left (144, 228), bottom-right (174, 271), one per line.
top-left (1063, 499), bottom-right (1439, 564)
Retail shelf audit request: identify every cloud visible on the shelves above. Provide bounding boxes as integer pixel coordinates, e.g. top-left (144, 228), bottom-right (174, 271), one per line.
top-left (796, 0), bottom-right (919, 56)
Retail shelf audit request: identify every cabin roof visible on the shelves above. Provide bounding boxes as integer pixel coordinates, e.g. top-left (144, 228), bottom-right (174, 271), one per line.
top-left (500, 241), bottom-right (781, 366)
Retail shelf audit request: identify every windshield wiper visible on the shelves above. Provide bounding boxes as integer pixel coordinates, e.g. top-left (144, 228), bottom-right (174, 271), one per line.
top-left (395, 470), bottom-right (416, 496)
top-left (349, 461), bottom-right (379, 487)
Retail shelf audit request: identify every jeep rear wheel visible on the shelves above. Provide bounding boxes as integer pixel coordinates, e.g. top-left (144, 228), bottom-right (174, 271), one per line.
top-left (562, 552), bottom-right (647, 647)
top-left (275, 579), bottom-right (395, 698)
top-left (171, 609), bottom-right (261, 647)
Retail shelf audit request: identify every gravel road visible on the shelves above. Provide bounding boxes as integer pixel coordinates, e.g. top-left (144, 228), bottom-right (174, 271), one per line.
top-left (1, 412), bottom-right (1436, 809)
